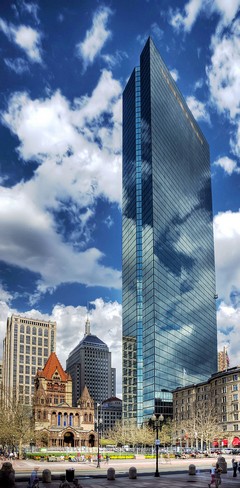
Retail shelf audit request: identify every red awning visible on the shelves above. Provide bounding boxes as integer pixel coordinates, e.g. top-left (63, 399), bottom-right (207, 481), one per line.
top-left (222, 439), bottom-right (228, 447)
top-left (212, 441), bottom-right (219, 447)
top-left (232, 437), bottom-right (240, 447)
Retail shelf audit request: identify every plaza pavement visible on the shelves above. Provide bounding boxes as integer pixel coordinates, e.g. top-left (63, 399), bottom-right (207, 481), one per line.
top-left (4, 455), bottom-right (240, 488)
top-left (13, 470), bottom-right (240, 488)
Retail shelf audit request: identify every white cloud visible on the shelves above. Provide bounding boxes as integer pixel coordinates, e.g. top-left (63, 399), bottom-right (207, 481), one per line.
top-left (214, 156), bottom-right (240, 175)
top-left (2, 69), bottom-right (122, 200)
top-left (104, 216), bottom-right (114, 228)
top-left (4, 57), bottom-right (29, 74)
top-left (169, 0), bottom-right (240, 33)
top-left (0, 70), bottom-right (122, 295)
top-left (194, 78), bottom-right (204, 91)
top-left (0, 17), bottom-right (42, 63)
top-left (0, 285), bottom-right (13, 303)
top-left (14, 25), bottom-right (42, 62)
top-left (168, 0), bottom-right (202, 32)
top-left (76, 7), bottom-right (112, 69)
top-left (151, 22), bottom-right (164, 40)
top-left (0, 186), bottom-right (121, 295)
top-left (217, 302), bottom-right (240, 368)
top-left (214, 210), bottom-right (240, 303)
top-left (231, 120), bottom-right (240, 158)
top-left (213, 0), bottom-right (240, 30)
top-left (137, 23), bottom-right (164, 46)
top-left (20, 1), bottom-right (40, 24)
top-left (207, 18), bottom-right (240, 119)
top-left (101, 50), bottom-right (128, 68)
top-left (186, 95), bottom-right (211, 124)
top-left (170, 68), bottom-right (179, 82)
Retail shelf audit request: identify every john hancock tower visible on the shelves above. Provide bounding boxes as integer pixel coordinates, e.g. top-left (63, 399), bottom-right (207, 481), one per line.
top-left (122, 38), bottom-right (217, 424)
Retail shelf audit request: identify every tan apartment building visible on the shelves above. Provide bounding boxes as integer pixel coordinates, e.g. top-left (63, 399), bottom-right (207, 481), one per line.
top-left (172, 366), bottom-right (240, 449)
top-left (2, 314), bottom-right (56, 405)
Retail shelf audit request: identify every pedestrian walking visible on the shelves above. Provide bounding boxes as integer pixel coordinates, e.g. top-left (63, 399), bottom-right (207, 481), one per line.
top-left (208, 465), bottom-right (216, 487)
top-left (232, 458), bottom-right (238, 477)
top-left (215, 463), bottom-right (222, 487)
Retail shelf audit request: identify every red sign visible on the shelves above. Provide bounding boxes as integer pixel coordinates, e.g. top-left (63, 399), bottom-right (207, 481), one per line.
top-left (232, 437), bottom-right (240, 447)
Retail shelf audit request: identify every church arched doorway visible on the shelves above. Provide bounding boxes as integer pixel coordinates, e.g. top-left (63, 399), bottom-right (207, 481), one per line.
top-left (64, 432), bottom-right (74, 447)
top-left (89, 434), bottom-right (95, 447)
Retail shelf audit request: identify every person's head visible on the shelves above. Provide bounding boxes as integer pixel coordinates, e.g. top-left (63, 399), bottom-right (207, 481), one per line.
top-left (1, 462), bottom-right (13, 472)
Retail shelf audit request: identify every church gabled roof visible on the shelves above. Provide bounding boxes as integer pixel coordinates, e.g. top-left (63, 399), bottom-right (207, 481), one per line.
top-left (37, 352), bottom-right (71, 381)
top-left (77, 384), bottom-right (93, 404)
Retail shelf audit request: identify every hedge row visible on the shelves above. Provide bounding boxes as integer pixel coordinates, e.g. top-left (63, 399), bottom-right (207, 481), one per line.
top-left (26, 452), bottom-right (135, 461)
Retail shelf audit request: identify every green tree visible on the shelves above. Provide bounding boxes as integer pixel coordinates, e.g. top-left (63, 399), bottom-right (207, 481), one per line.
top-left (0, 385), bottom-right (34, 457)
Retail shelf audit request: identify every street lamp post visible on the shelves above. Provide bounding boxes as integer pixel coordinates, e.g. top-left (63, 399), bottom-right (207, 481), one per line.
top-left (96, 403), bottom-right (102, 468)
top-left (152, 413), bottom-right (164, 477)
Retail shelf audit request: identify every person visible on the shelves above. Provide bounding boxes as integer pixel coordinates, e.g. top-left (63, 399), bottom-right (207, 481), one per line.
top-left (208, 465), bottom-right (216, 487)
top-left (232, 458), bottom-right (238, 477)
top-left (28, 467), bottom-right (39, 488)
top-left (105, 454), bottom-right (110, 464)
top-left (0, 462), bottom-right (16, 488)
top-left (215, 463), bottom-right (222, 487)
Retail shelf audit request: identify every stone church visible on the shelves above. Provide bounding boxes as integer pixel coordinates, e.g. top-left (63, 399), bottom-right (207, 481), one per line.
top-left (33, 352), bottom-right (96, 448)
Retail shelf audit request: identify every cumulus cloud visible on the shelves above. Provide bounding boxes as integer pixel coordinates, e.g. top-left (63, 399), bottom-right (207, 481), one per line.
top-left (214, 156), bottom-right (240, 175)
top-left (207, 18), bottom-right (240, 119)
top-left (54, 298), bottom-right (122, 393)
top-left (186, 95), bottom-right (211, 124)
top-left (206, 18), bottom-right (240, 160)
top-left (0, 70), bottom-right (122, 295)
top-left (170, 68), bottom-right (179, 82)
top-left (231, 121), bottom-right (240, 158)
top-left (169, 0), bottom-right (240, 33)
top-left (214, 210), bottom-right (240, 303)
top-left (213, 210), bottom-right (240, 368)
top-left (0, 17), bottom-right (42, 62)
top-left (2, 70), bottom-right (122, 161)
top-left (169, 0), bottom-right (202, 33)
top-left (76, 6), bottom-right (112, 69)
top-left (0, 186), bottom-right (121, 295)
top-left (217, 302), bottom-right (240, 367)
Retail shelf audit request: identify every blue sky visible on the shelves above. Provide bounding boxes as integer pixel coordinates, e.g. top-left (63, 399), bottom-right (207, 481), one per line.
top-left (0, 0), bottom-right (240, 395)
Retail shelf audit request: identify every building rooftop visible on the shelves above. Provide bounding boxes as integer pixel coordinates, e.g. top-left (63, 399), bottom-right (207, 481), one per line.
top-left (37, 352), bottom-right (71, 381)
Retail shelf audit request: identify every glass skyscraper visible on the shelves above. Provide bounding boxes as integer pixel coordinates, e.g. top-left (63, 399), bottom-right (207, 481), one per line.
top-left (122, 38), bottom-right (217, 424)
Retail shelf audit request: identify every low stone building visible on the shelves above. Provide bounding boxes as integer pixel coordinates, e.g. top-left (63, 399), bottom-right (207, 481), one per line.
top-left (33, 352), bottom-right (96, 448)
top-left (172, 366), bottom-right (240, 449)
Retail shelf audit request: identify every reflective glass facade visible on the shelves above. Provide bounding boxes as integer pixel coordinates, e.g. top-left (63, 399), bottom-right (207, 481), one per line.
top-left (122, 38), bottom-right (217, 424)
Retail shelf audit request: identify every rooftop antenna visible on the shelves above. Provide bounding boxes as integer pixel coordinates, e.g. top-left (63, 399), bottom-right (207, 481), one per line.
top-left (84, 302), bottom-right (91, 337)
